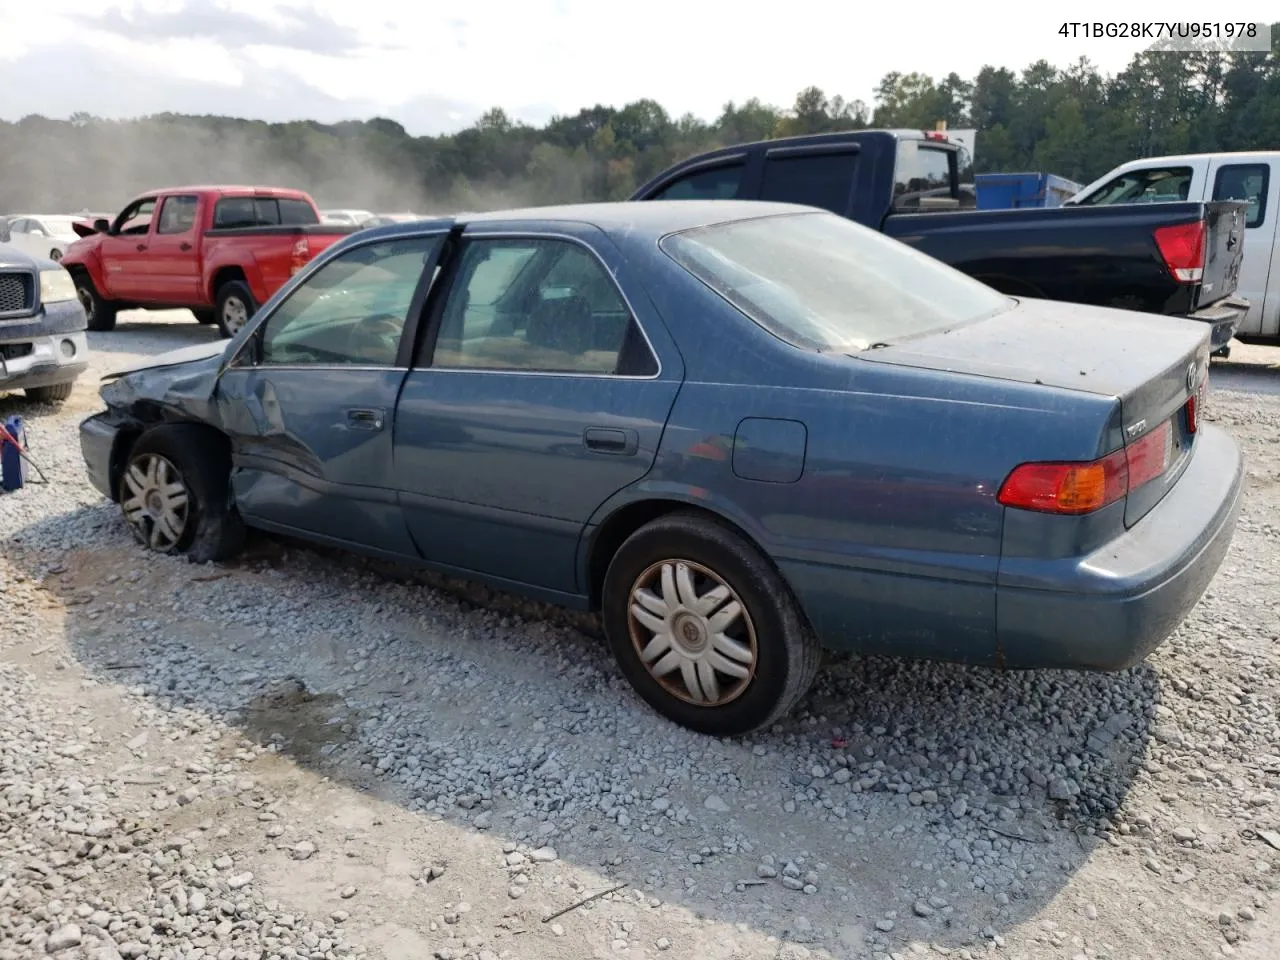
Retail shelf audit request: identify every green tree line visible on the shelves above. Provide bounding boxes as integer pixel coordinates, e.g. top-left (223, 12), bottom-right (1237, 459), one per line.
top-left (1, 24), bottom-right (1277, 215)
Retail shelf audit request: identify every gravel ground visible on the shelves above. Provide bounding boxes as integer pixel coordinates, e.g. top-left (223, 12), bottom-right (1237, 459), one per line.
top-left (1, 312), bottom-right (1278, 960)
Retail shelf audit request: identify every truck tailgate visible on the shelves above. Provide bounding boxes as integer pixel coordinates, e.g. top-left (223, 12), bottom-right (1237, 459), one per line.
top-left (1196, 201), bottom-right (1246, 310)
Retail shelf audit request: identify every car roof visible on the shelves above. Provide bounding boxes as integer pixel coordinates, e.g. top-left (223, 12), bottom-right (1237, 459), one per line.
top-left (359, 200), bottom-right (820, 243)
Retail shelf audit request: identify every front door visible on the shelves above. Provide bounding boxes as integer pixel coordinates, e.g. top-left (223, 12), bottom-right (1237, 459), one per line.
top-left (99, 197), bottom-right (158, 301)
top-left (393, 223), bottom-right (683, 599)
top-left (1208, 158), bottom-right (1279, 337)
top-left (215, 231), bottom-right (447, 556)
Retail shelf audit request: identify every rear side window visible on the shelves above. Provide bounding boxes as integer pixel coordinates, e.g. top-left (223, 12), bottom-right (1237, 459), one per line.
top-left (760, 151), bottom-right (857, 214)
top-left (1213, 163), bottom-right (1269, 228)
top-left (279, 199), bottom-right (320, 225)
top-left (1075, 166), bottom-right (1194, 206)
top-left (156, 195), bottom-right (198, 235)
top-left (650, 164), bottom-right (744, 201)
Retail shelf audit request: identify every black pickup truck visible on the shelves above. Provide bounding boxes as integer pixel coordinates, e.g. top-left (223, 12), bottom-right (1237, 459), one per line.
top-left (629, 130), bottom-right (1249, 354)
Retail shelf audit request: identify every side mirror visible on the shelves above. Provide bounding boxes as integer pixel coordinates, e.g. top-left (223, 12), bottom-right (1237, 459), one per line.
top-left (94, 218), bottom-right (111, 234)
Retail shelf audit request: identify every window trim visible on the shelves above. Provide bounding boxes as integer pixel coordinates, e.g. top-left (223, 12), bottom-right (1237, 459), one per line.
top-left (415, 231), bottom-right (663, 381)
top-left (224, 231), bottom-right (448, 374)
top-left (155, 194), bottom-right (200, 236)
top-left (1213, 162), bottom-right (1270, 229)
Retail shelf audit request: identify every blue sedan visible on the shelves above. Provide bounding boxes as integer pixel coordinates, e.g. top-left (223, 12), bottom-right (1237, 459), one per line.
top-left (79, 201), bottom-right (1244, 735)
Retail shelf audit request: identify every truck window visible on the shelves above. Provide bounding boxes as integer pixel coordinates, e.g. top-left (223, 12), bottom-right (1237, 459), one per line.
top-left (759, 151), bottom-right (858, 215)
top-left (278, 198), bottom-right (320, 225)
top-left (650, 163), bottom-right (744, 201)
top-left (116, 199), bottom-right (156, 236)
top-left (156, 195), bottom-right (199, 235)
top-left (1213, 163), bottom-right (1269, 228)
top-left (1074, 166), bottom-right (1193, 206)
top-left (893, 143), bottom-right (955, 211)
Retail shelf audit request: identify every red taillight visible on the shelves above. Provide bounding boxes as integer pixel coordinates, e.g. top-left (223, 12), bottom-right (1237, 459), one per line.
top-left (290, 236), bottom-right (312, 276)
top-left (1153, 221), bottom-right (1206, 283)
top-left (998, 419), bottom-right (1174, 515)
top-left (1186, 369), bottom-right (1208, 433)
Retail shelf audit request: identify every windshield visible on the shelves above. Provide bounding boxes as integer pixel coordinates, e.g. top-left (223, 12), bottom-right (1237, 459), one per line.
top-left (42, 217), bottom-right (79, 235)
top-left (1073, 166), bottom-right (1193, 206)
top-left (660, 211), bottom-right (1013, 352)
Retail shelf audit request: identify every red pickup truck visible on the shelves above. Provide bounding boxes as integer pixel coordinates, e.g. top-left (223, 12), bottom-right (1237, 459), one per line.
top-left (60, 186), bottom-right (361, 337)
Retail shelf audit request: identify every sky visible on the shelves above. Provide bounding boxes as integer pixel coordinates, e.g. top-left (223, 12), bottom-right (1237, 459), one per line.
top-left (0, 0), bottom-right (1275, 136)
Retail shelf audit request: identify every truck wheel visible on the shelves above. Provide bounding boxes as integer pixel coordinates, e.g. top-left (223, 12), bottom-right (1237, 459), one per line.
top-left (25, 382), bottom-right (74, 403)
top-left (214, 281), bottom-right (257, 339)
top-left (120, 424), bottom-right (246, 564)
top-left (193, 310), bottom-right (216, 325)
top-left (600, 510), bottom-right (822, 737)
top-left (74, 273), bottom-right (118, 332)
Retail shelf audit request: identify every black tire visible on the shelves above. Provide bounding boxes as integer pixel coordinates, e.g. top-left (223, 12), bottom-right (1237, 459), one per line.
top-left (601, 510), bottom-right (822, 736)
top-left (25, 382), bottom-right (74, 403)
top-left (74, 272), bottom-right (117, 332)
top-left (193, 309), bottom-right (217, 325)
top-left (49, 248), bottom-right (62, 262)
top-left (120, 424), bottom-right (246, 564)
top-left (214, 281), bottom-right (257, 339)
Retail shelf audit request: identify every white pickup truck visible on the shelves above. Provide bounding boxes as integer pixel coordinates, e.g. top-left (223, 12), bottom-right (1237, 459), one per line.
top-left (1069, 151), bottom-right (1280, 348)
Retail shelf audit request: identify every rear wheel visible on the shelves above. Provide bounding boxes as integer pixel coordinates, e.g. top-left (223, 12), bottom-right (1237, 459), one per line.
top-left (25, 382), bottom-right (74, 403)
top-left (601, 511), bottom-right (822, 736)
top-left (49, 248), bottom-right (62, 262)
top-left (121, 424), bottom-right (246, 563)
top-left (214, 281), bottom-right (256, 339)
top-left (74, 272), bottom-right (117, 332)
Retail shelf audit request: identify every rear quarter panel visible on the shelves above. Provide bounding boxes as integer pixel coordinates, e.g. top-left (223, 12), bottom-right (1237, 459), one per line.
top-left (589, 241), bottom-right (1116, 665)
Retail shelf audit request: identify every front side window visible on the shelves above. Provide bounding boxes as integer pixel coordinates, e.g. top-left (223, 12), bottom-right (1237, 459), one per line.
top-left (650, 164), bottom-right (744, 201)
top-left (116, 199), bottom-right (156, 235)
top-left (1213, 163), bottom-right (1270, 228)
top-left (156, 195), bottom-right (199, 235)
top-left (258, 236), bottom-right (439, 366)
top-left (430, 238), bottom-right (655, 375)
top-left (661, 211), bottom-right (1012, 353)
top-left (1074, 166), bottom-right (1194, 206)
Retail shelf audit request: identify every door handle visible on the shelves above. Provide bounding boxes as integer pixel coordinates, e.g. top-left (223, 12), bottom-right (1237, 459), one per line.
top-left (584, 426), bottom-right (638, 456)
top-left (179, 242), bottom-right (192, 251)
top-left (345, 408), bottom-right (385, 430)
top-left (135, 243), bottom-right (147, 252)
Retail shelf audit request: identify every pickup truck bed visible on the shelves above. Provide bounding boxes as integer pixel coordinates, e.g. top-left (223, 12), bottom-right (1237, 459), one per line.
top-left (630, 130), bottom-right (1249, 352)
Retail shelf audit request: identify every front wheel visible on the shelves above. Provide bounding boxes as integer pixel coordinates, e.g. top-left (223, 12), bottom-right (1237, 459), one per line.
top-left (120, 424), bottom-right (246, 563)
top-left (25, 382), bottom-right (74, 403)
top-left (601, 511), bottom-right (822, 736)
top-left (73, 273), bottom-right (118, 332)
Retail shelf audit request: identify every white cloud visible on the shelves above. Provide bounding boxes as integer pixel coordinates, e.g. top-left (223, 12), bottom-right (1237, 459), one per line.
top-left (0, 0), bottom-right (1275, 133)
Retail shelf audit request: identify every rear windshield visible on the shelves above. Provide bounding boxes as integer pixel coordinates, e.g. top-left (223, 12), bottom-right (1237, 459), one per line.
top-left (213, 197), bottom-right (319, 228)
top-left (660, 211), bottom-right (1012, 352)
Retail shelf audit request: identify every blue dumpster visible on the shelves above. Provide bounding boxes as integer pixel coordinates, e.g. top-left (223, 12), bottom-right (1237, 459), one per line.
top-left (975, 172), bottom-right (1083, 210)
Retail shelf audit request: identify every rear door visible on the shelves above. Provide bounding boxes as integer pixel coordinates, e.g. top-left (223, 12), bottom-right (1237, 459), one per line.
top-left (147, 194), bottom-right (203, 303)
top-left (214, 229), bottom-right (448, 555)
top-left (392, 221), bottom-right (683, 598)
top-left (1208, 158), bottom-right (1279, 336)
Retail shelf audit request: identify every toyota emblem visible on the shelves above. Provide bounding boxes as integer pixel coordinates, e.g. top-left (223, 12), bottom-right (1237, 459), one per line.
top-left (1186, 361), bottom-right (1198, 393)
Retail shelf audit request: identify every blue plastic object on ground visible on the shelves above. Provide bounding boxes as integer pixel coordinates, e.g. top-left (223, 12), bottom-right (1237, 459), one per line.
top-left (975, 172), bottom-right (1084, 210)
top-left (1, 415), bottom-right (28, 492)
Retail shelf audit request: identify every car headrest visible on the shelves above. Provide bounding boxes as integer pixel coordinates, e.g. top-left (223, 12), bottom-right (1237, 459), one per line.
top-left (526, 294), bottom-right (594, 354)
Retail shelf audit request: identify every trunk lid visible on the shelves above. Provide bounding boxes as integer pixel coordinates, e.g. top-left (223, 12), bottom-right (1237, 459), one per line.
top-left (1192, 201), bottom-right (1247, 309)
top-left (858, 298), bottom-right (1210, 526)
